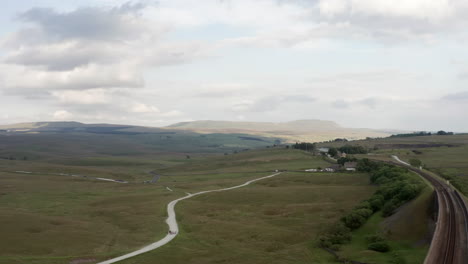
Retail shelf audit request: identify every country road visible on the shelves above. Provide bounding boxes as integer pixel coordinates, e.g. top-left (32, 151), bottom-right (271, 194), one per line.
top-left (97, 172), bottom-right (282, 264)
top-left (9, 170), bottom-right (128, 183)
top-left (392, 156), bottom-right (468, 264)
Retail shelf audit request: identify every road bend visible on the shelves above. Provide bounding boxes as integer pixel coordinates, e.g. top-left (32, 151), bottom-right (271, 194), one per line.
top-left (97, 172), bottom-right (282, 264)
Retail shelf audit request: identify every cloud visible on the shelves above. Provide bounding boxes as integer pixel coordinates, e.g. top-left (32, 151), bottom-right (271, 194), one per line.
top-left (0, 2), bottom-right (207, 99)
top-left (160, 110), bottom-right (183, 117)
top-left (130, 103), bottom-right (160, 113)
top-left (441, 91), bottom-right (468, 101)
top-left (51, 89), bottom-right (112, 104)
top-left (52, 110), bottom-right (73, 120)
top-left (332, 99), bottom-right (350, 109)
top-left (17, 3), bottom-right (148, 41)
top-left (0, 63), bottom-right (143, 92)
top-left (232, 95), bottom-right (316, 112)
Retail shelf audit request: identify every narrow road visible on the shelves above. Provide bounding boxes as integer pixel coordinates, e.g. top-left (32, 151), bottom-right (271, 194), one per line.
top-left (9, 170), bottom-right (128, 183)
top-left (97, 172), bottom-right (282, 264)
top-left (392, 156), bottom-right (468, 264)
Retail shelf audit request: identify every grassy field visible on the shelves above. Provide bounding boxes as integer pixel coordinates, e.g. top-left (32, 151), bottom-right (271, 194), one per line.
top-left (116, 172), bottom-right (377, 264)
top-left (318, 134), bottom-right (468, 195)
top-left (0, 129), bottom-right (437, 264)
top-left (336, 174), bottom-right (433, 264)
top-left (0, 147), bottom-right (340, 264)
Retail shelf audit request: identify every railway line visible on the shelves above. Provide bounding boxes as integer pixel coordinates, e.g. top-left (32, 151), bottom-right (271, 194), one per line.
top-left (390, 157), bottom-right (468, 264)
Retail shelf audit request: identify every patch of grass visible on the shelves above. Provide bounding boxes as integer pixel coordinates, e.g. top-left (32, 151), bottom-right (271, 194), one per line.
top-left (336, 186), bottom-right (433, 264)
top-left (117, 172), bottom-right (377, 264)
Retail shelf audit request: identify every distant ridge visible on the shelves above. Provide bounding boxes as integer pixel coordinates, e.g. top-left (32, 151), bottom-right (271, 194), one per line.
top-left (166, 120), bottom-right (391, 142)
top-left (0, 120), bottom-right (392, 142)
top-left (167, 119), bottom-right (341, 132)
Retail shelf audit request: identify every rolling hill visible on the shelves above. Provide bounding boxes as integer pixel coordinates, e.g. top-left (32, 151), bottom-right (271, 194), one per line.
top-left (167, 119), bottom-right (392, 142)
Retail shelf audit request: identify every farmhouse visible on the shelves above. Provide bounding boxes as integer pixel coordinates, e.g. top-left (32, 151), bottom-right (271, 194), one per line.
top-left (344, 162), bottom-right (357, 171)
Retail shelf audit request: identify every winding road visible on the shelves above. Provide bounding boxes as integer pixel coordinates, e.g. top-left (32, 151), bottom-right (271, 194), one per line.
top-left (97, 172), bottom-right (282, 264)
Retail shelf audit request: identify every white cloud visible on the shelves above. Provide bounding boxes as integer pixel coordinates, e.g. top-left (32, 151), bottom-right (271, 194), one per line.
top-left (51, 89), bottom-right (110, 104)
top-left (130, 103), bottom-right (160, 113)
top-left (160, 110), bottom-right (183, 117)
top-left (52, 110), bottom-right (73, 120)
top-left (0, 63), bottom-right (143, 92)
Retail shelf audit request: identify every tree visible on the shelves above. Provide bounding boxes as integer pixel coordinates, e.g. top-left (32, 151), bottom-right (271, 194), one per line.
top-left (328, 148), bottom-right (338, 157)
top-left (409, 158), bottom-right (422, 167)
top-left (437, 130), bottom-right (454, 136)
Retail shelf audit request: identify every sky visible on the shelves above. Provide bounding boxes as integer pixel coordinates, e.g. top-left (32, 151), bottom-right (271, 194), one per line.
top-left (0, 0), bottom-right (468, 131)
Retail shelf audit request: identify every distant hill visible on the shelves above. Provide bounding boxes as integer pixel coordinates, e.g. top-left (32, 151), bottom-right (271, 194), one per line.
top-left (167, 120), bottom-right (391, 142)
top-left (168, 120), bottom-right (341, 132)
top-left (0, 120), bottom-right (393, 143)
top-left (0, 121), bottom-right (282, 160)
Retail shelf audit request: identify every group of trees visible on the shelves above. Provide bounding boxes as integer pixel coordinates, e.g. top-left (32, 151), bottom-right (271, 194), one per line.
top-left (292, 142), bottom-right (316, 152)
top-left (319, 159), bottom-right (424, 252)
top-left (327, 145), bottom-right (368, 157)
top-left (391, 130), bottom-right (454, 138)
top-left (337, 157), bottom-right (357, 165)
top-left (358, 159), bottom-right (424, 217)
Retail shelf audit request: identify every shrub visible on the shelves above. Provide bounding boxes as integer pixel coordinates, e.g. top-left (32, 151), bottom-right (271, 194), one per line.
top-left (342, 212), bottom-right (366, 230)
top-left (318, 223), bottom-right (352, 248)
top-left (368, 195), bottom-right (385, 212)
top-left (365, 233), bottom-right (386, 243)
top-left (354, 208), bottom-right (373, 219)
top-left (368, 241), bottom-right (390, 252)
top-left (409, 158), bottom-right (422, 167)
top-left (382, 200), bottom-right (399, 217)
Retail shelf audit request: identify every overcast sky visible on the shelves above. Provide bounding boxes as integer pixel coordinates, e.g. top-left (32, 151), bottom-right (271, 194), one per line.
top-left (1, 0), bottom-right (467, 131)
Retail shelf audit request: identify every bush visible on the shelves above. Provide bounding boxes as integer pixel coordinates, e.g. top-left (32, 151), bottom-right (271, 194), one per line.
top-left (368, 195), bottom-right (385, 212)
top-left (354, 201), bottom-right (372, 211)
top-left (338, 145), bottom-right (368, 154)
top-left (382, 200), bottom-right (400, 217)
top-left (368, 241), bottom-right (390, 252)
top-left (409, 158), bottom-right (422, 167)
top-left (342, 212), bottom-right (366, 230)
top-left (365, 233), bottom-right (386, 243)
top-left (318, 223), bottom-right (352, 248)
top-left (354, 208), bottom-right (373, 219)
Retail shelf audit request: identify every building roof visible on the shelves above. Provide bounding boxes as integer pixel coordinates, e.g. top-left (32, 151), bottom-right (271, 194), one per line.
top-left (327, 164), bottom-right (341, 170)
top-left (344, 162), bottom-right (358, 168)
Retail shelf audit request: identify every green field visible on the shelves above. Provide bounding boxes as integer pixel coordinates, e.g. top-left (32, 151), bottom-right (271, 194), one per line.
top-left (117, 172), bottom-right (377, 264)
top-left (0, 130), bottom-right (439, 264)
top-left (318, 134), bottom-right (468, 195)
top-left (0, 146), bottom-right (342, 264)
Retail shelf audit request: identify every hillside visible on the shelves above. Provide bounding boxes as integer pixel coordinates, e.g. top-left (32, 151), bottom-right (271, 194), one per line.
top-left (167, 120), bottom-right (391, 142)
top-left (0, 122), bottom-right (280, 162)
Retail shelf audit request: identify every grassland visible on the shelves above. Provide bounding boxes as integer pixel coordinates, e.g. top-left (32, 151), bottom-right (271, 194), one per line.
top-left (335, 173), bottom-right (433, 264)
top-left (0, 128), bottom-right (436, 264)
top-left (318, 134), bottom-right (468, 195)
top-left (0, 146), bottom-right (346, 264)
top-left (116, 172), bottom-right (377, 264)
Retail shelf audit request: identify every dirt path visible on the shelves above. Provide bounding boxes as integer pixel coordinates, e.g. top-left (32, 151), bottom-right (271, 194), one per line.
top-left (97, 172), bottom-right (282, 264)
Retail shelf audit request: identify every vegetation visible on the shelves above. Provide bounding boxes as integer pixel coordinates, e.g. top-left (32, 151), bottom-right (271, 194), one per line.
top-left (117, 172), bottom-right (376, 264)
top-left (318, 158), bottom-right (425, 257)
top-left (338, 145), bottom-right (368, 154)
top-left (337, 156), bottom-right (357, 165)
top-left (0, 145), bottom-right (363, 264)
top-left (390, 132), bottom-right (433, 138)
top-left (390, 130), bottom-right (454, 138)
top-left (292, 142), bottom-right (316, 152)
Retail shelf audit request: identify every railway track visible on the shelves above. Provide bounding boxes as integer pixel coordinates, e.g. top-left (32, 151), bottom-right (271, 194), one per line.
top-left (387, 158), bottom-right (468, 264)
